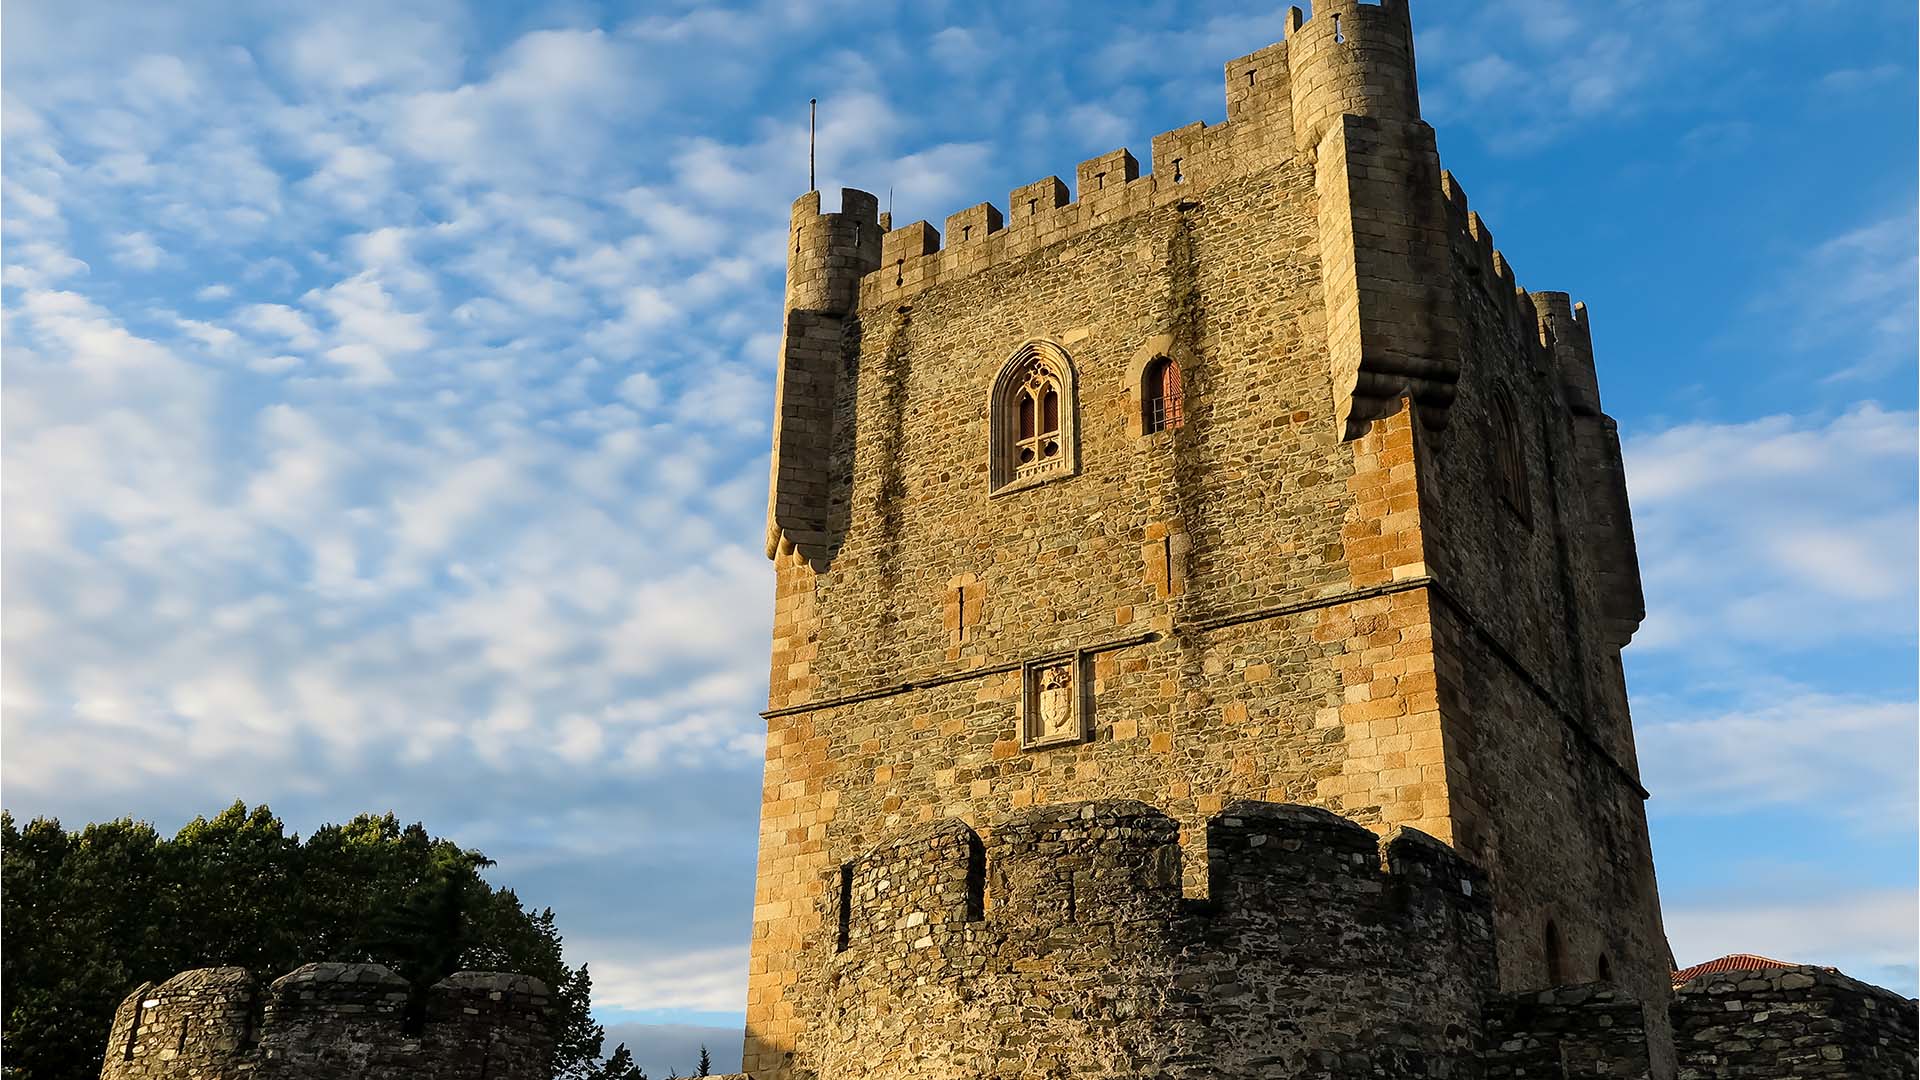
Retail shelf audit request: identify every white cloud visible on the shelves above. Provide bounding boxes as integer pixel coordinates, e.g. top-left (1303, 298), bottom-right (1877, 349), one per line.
top-left (1, 242), bottom-right (89, 288)
top-left (305, 274), bottom-right (433, 354)
top-left (617, 371), bottom-right (662, 410)
top-left (583, 944), bottom-right (750, 1015)
top-left (124, 54), bottom-right (199, 107)
top-left (1666, 889), bottom-right (1917, 995)
top-left (1638, 691), bottom-right (1916, 825)
top-left (238, 303), bottom-right (323, 349)
top-left (110, 230), bottom-right (166, 270)
top-left (1624, 403), bottom-right (1917, 654)
top-left (280, 12), bottom-right (461, 94)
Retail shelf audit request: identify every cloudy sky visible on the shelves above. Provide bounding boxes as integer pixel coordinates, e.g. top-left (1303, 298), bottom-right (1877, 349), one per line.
top-left (3, 0), bottom-right (1914, 1072)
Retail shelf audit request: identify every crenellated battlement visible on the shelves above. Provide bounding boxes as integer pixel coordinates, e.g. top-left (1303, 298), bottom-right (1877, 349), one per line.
top-left (858, 2), bottom-right (1430, 311)
top-left (812, 800), bottom-right (1499, 1076)
top-left (97, 963), bottom-right (551, 1080)
top-left (1440, 169), bottom-right (1554, 364)
top-left (830, 800), bottom-right (1487, 962)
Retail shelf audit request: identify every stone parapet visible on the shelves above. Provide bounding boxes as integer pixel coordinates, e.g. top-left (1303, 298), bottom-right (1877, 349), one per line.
top-left (1670, 965), bottom-right (1918, 1079)
top-left (1484, 982), bottom-right (1654, 1078)
top-left (810, 799), bottom-right (1497, 1078)
top-left (98, 963), bottom-right (551, 1080)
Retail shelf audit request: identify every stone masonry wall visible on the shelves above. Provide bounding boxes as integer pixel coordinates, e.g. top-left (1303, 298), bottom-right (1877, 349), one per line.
top-left (813, 799), bottom-right (1494, 1079)
top-left (1410, 168), bottom-right (1674, 1070)
top-left (1670, 967), bottom-right (1919, 1079)
top-left (750, 3), bottom-right (1675, 1076)
top-left (1484, 984), bottom-right (1654, 1078)
top-left (98, 963), bottom-right (550, 1080)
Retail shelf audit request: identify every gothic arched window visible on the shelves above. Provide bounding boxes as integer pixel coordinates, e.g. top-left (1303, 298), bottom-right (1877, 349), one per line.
top-left (1492, 388), bottom-right (1532, 525)
top-left (990, 340), bottom-right (1080, 493)
top-left (1142, 356), bottom-right (1184, 434)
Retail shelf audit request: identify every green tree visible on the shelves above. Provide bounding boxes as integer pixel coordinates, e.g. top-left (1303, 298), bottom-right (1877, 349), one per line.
top-left (588, 1043), bottom-right (649, 1080)
top-left (0, 802), bottom-right (624, 1080)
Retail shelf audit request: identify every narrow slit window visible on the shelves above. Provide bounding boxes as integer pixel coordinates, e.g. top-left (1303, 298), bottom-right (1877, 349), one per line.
top-left (1545, 920), bottom-right (1567, 985)
top-left (123, 1000), bottom-right (148, 1060)
top-left (835, 864), bottom-right (854, 951)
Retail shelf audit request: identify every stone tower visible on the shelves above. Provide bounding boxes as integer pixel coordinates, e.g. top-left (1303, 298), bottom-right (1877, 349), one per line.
top-left (752, 1), bottom-right (1666, 1076)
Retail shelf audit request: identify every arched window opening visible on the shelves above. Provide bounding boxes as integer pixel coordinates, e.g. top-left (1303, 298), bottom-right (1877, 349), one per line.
top-left (1143, 356), bottom-right (1184, 434)
top-left (1544, 920), bottom-right (1567, 986)
top-left (990, 341), bottom-right (1080, 493)
top-left (1013, 365), bottom-right (1062, 473)
top-left (1597, 952), bottom-right (1614, 983)
top-left (1492, 388), bottom-right (1532, 525)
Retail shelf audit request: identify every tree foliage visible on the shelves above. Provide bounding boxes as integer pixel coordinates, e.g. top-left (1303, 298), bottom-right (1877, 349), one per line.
top-left (1, 802), bottom-right (639, 1080)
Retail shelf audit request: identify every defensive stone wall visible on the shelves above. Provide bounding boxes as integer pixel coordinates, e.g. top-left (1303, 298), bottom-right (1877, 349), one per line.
top-left (1670, 966), bottom-right (1919, 1079)
top-left (811, 799), bottom-right (1497, 1078)
top-left (97, 963), bottom-right (551, 1080)
top-left (1483, 983), bottom-right (1654, 1078)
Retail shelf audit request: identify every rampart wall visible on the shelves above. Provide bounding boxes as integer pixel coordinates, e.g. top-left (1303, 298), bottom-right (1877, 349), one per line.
top-left (97, 963), bottom-right (550, 1080)
top-left (1670, 966), bottom-right (1919, 1079)
top-left (815, 799), bottom-right (1495, 1078)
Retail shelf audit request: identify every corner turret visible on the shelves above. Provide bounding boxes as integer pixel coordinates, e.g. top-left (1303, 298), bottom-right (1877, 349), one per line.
top-left (767, 189), bottom-right (881, 562)
top-left (1285, 0), bottom-right (1421, 153)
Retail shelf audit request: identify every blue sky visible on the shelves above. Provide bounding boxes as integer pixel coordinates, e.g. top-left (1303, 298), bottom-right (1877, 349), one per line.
top-left (3, 0), bottom-right (1914, 1072)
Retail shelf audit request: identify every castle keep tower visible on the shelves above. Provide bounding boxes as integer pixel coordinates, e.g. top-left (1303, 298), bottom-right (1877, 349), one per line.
top-left (753, 2), bottom-right (1666, 1075)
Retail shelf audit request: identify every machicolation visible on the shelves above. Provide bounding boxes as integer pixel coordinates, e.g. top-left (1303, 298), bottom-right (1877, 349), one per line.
top-left (98, 962), bottom-right (551, 1080)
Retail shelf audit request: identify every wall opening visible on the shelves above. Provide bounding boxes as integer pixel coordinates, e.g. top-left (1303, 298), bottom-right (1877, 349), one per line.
top-left (1545, 919), bottom-right (1567, 985)
top-left (1143, 356), bottom-right (1185, 434)
top-left (835, 863), bottom-right (855, 951)
top-left (122, 999), bottom-right (147, 1060)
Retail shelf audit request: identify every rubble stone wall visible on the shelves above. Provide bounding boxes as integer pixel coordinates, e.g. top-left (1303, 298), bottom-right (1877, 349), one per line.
top-left (97, 963), bottom-right (550, 1080)
top-left (1483, 983), bottom-right (1653, 1079)
top-left (1670, 966), bottom-right (1919, 1079)
top-left (816, 800), bottom-right (1494, 1079)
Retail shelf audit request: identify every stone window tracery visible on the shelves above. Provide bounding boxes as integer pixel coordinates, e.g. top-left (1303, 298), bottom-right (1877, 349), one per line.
top-left (990, 340), bottom-right (1080, 493)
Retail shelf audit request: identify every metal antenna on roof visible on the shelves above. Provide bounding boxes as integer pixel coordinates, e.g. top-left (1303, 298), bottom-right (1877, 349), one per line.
top-left (809, 98), bottom-right (817, 192)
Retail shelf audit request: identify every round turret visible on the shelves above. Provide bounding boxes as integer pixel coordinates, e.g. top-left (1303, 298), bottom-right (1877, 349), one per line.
top-left (1285, 0), bottom-right (1421, 151)
top-left (100, 967), bottom-right (258, 1079)
top-left (786, 188), bottom-right (881, 314)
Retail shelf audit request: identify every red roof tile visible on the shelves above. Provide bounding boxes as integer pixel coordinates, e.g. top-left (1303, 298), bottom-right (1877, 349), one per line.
top-left (1671, 953), bottom-right (1824, 988)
